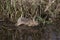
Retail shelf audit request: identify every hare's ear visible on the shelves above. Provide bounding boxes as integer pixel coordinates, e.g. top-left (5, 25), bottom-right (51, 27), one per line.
top-left (33, 11), bottom-right (37, 21)
top-left (20, 12), bottom-right (24, 18)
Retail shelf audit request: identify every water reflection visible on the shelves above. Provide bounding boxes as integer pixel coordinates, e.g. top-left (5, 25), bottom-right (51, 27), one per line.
top-left (27, 35), bottom-right (32, 40)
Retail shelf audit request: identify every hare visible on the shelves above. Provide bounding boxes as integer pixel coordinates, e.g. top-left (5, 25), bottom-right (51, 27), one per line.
top-left (16, 17), bottom-right (38, 26)
top-left (16, 14), bottom-right (38, 26)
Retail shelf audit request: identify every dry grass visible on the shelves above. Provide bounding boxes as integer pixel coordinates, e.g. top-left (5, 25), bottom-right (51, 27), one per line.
top-left (0, 0), bottom-right (60, 40)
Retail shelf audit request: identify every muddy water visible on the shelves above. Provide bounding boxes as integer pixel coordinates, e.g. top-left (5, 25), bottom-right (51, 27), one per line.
top-left (44, 24), bottom-right (60, 40)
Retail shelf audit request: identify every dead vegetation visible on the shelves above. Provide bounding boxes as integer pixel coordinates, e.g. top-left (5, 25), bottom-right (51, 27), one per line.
top-left (0, 0), bottom-right (60, 40)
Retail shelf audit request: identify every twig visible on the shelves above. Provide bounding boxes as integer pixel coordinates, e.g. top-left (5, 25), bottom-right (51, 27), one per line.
top-left (44, 0), bottom-right (55, 12)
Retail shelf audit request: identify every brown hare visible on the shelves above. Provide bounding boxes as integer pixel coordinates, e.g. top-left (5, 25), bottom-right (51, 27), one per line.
top-left (16, 14), bottom-right (38, 26)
